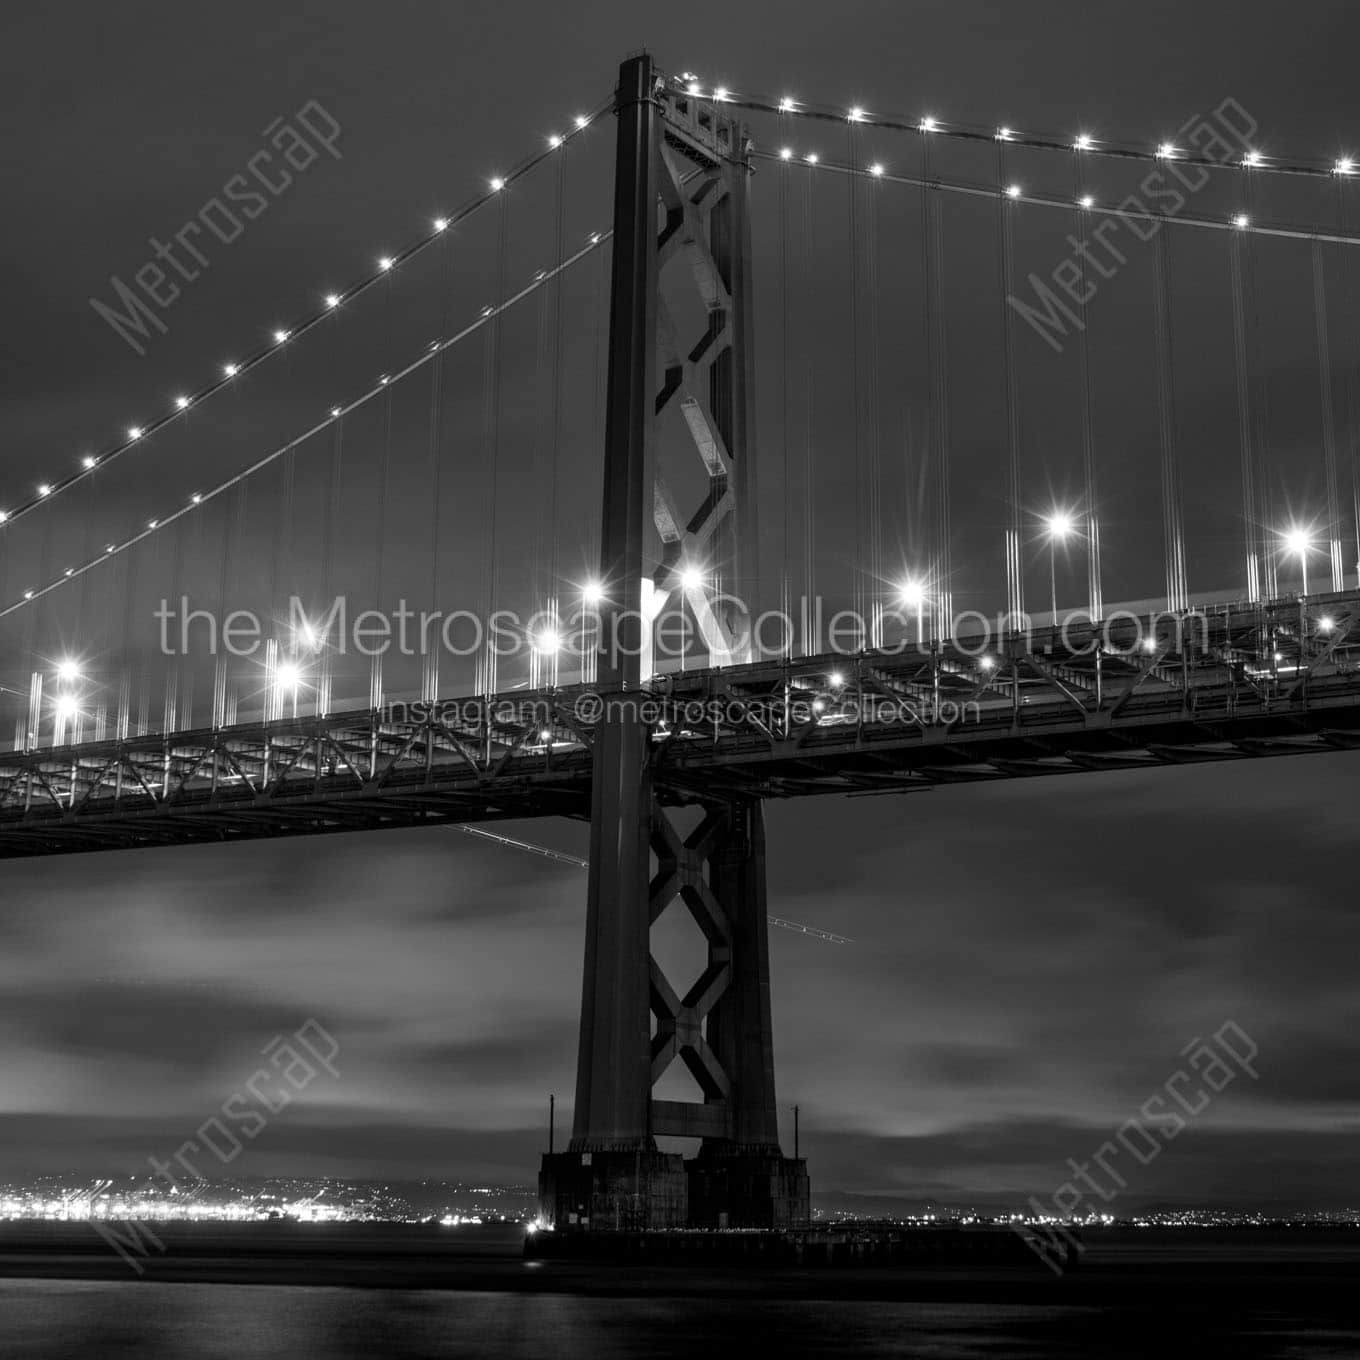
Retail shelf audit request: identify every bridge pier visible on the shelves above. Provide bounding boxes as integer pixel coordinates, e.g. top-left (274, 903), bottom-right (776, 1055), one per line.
top-left (540, 793), bottom-right (807, 1231)
top-left (539, 53), bottom-right (806, 1234)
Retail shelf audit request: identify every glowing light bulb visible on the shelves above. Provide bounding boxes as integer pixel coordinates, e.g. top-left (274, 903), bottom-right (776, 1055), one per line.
top-left (1233, 213), bottom-right (1249, 228)
top-left (979, 656), bottom-right (996, 671)
top-left (534, 628), bottom-right (561, 655)
top-left (778, 96), bottom-right (795, 112)
top-left (1336, 158), bottom-right (1355, 175)
top-left (805, 151), bottom-right (819, 164)
top-left (829, 670), bottom-right (844, 688)
top-left (713, 87), bottom-right (730, 102)
top-left (847, 106), bottom-right (866, 123)
top-left (1074, 133), bottom-right (1092, 150)
top-left (325, 293), bottom-right (341, 308)
top-left (148, 518), bottom-right (158, 529)
top-left (1157, 142), bottom-right (1178, 159)
top-left (277, 661), bottom-right (301, 690)
top-left (23, 590), bottom-right (33, 599)
top-left (175, 395), bottom-right (190, 409)
top-left (82, 455), bottom-right (97, 469)
top-left (1046, 511), bottom-right (1075, 538)
top-left (574, 114), bottom-right (588, 129)
top-left (330, 406), bottom-right (341, 418)
top-left (539, 729), bottom-right (552, 742)
top-left (996, 126), bottom-right (1014, 140)
top-left (378, 256), bottom-right (394, 271)
top-left (1284, 527), bottom-right (1312, 556)
top-left (779, 146), bottom-right (793, 160)
top-left (1243, 150), bottom-right (1262, 167)
top-left (127, 426), bottom-right (142, 440)
top-left (0, 510), bottom-right (7, 522)
top-left (1079, 194), bottom-right (1095, 209)
top-left (1320, 615), bottom-right (1336, 632)
top-left (489, 177), bottom-right (505, 191)
top-left (223, 362), bottom-right (238, 377)
top-left (56, 694), bottom-right (78, 720)
top-left (1006, 183), bottom-right (1022, 198)
top-left (920, 115), bottom-right (938, 132)
top-left (679, 565), bottom-right (703, 591)
top-left (582, 581), bottom-right (604, 606)
top-left (190, 493), bottom-right (201, 504)
top-left (272, 329), bottom-right (289, 344)
top-left (686, 82), bottom-right (700, 96)
top-left (38, 484), bottom-right (51, 496)
top-left (56, 659), bottom-right (80, 683)
top-left (105, 544), bottom-right (114, 553)
top-left (899, 580), bottom-right (925, 607)
top-left (548, 134), bottom-right (562, 148)
top-left (869, 162), bottom-right (885, 176)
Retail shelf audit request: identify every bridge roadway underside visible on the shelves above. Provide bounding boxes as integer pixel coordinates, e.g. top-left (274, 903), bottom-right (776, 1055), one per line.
top-left (1, 595), bottom-right (1358, 857)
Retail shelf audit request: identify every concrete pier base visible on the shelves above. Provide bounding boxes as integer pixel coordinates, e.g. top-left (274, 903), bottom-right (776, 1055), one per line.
top-left (538, 1149), bottom-right (687, 1231)
top-left (685, 1148), bottom-right (810, 1229)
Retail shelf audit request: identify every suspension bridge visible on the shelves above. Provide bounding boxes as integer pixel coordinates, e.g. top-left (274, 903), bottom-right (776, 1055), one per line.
top-left (3, 53), bottom-right (1359, 1231)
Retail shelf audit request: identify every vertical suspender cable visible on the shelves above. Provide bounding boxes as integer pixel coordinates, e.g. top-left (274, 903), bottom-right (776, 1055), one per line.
top-left (317, 308), bottom-right (345, 718)
top-left (1245, 168), bottom-right (1277, 598)
top-left (164, 508), bottom-right (186, 734)
top-left (424, 226), bottom-right (454, 702)
top-left (1072, 158), bottom-right (1103, 622)
top-left (318, 417), bottom-right (342, 716)
top-left (1152, 227), bottom-right (1188, 612)
top-left (1340, 178), bottom-right (1360, 585)
top-left (583, 239), bottom-right (606, 686)
top-left (480, 191), bottom-right (510, 697)
top-left (73, 470), bottom-right (97, 743)
top-left (1229, 233), bottom-right (1261, 602)
top-left (118, 539), bottom-right (137, 741)
top-left (801, 167), bottom-right (817, 655)
top-left (997, 142), bottom-right (1023, 624)
top-left (922, 139), bottom-right (951, 636)
top-left (545, 147), bottom-right (567, 683)
top-left (1312, 238), bottom-right (1345, 591)
top-left (864, 162), bottom-right (884, 649)
top-left (846, 125), bottom-right (864, 645)
top-left (222, 485), bottom-right (247, 726)
top-left (371, 362), bottom-right (393, 710)
top-left (778, 113), bottom-right (791, 652)
top-left (271, 423), bottom-right (295, 720)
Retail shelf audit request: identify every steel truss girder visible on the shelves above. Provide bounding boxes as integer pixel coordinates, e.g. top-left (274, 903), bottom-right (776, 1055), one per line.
top-left (3, 592), bottom-right (1360, 855)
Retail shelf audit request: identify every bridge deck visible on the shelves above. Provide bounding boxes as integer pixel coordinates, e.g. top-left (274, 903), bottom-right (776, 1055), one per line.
top-left (2, 592), bottom-right (1357, 856)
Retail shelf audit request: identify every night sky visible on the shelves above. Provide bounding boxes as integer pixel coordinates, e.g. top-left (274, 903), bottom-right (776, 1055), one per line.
top-left (2, 0), bottom-right (1360, 1211)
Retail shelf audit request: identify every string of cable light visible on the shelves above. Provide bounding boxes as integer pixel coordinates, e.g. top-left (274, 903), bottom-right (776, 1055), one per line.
top-left (0, 94), bottom-right (613, 530)
top-left (0, 230), bottom-right (614, 620)
top-left (748, 149), bottom-right (1360, 246)
top-left (669, 71), bottom-right (1358, 180)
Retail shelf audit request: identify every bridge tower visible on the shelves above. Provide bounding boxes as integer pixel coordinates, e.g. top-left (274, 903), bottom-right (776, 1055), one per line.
top-left (539, 54), bottom-right (809, 1232)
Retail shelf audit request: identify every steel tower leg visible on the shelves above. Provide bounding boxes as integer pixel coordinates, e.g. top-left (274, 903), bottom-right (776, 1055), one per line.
top-left (539, 52), bottom-right (686, 1231)
top-left (539, 53), bottom-right (807, 1235)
